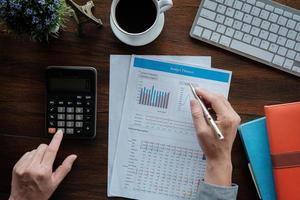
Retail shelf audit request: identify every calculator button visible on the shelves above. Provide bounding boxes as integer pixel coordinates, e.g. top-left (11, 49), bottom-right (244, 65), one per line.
top-left (49, 121), bottom-right (56, 127)
top-left (67, 107), bottom-right (74, 113)
top-left (76, 107), bottom-right (83, 113)
top-left (49, 100), bottom-right (55, 105)
top-left (76, 101), bottom-right (83, 106)
top-left (58, 101), bottom-right (65, 105)
top-left (66, 128), bottom-right (74, 134)
top-left (66, 121), bottom-right (74, 127)
top-left (75, 121), bottom-right (83, 128)
top-left (76, 95), bottom-right (83, 100)
top-left (57, 107), bottom-right (65, 113)
top-left (85, 101), bottom-right (91, 106)
top-left (66, 114), bottom-right (74, 120)
top-left (58, 128), bottom-right (65, 133)
top-left (48, 128), bottom-right (56, 134)
top-left (57, 121), bottom-right (65, 127)
top-left (85, 108), bottom-right (91, 114)
top-left (84, 123), bottom-right (91, 132)
top-left (75, 128), bottom-right (82, 134)
top-left (67, 101), bottom-right (74, 106)
top-left (49, 107), bottom-right (56, 113)
top-left (57, 114), bottom-right (65, 120)
top-left (76, 115), bottom-right (83, 121)
top-left (49, 114), bottom-right (55, 120)
top-left (85, 96), bottom-right (92, 100)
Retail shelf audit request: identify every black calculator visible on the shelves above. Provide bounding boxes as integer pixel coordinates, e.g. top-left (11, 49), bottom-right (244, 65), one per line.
top-left (46, 66), bottom-right (97, 139)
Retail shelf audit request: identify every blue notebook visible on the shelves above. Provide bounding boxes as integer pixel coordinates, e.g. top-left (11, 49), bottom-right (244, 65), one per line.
top-left (238, 117), bottom-right (277, 200)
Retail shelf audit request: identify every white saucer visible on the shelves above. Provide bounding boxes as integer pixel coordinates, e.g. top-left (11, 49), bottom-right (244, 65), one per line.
top-left (110, 13), bottom-right (165, 46)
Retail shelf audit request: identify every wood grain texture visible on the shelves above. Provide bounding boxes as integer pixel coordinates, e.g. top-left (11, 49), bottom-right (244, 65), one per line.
top-left (0, 0), bottom-right (299, 199)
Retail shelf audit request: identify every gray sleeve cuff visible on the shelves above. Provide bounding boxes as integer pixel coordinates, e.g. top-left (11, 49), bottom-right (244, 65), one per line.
top-left (198, 180), bottom-right (238, 200)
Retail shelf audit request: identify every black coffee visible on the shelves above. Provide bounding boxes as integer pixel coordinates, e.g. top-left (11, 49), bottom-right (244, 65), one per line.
top-left (115, 0), bottom-right (157, 33)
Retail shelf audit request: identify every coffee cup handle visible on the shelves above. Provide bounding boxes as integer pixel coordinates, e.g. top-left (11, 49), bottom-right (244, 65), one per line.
top-left (158, 0), bottom-right (173, 13)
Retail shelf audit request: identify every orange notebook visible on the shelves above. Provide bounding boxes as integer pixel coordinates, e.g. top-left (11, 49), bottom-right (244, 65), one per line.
top-left (265, 102), bottom-right (300, 200)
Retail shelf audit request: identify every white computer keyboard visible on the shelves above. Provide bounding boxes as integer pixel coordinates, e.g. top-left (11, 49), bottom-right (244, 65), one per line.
top-left (190, 0), bottom-right (300, 77)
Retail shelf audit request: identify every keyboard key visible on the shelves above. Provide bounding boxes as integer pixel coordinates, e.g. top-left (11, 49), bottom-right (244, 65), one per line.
top-left (286, 19), bottom-right (296, 29)
top-left (269, 24), bottom-right (279, 33)
top-left (265, 4), bottom-right (274, 12)
top-left (75, 129), bottom-right (82, 134)
top-left (251, 37), bottom-right (261, 47)
top-left (250, 27), bottom-right (260, 36)
top-left (259, 10), bottom-right (269, 19)
top-left (296, 53), bottom-right (300, 62)
top-left (268, 33), bottom-right (277, 43)
top-left (261, 20), bottom-right (270, 30)
top-left (57, 121), bottom-right (65, 127)
top-left (278, 16), bottom-right (288, 26)
top-left (220, 35), bottom-right (232, 46)
top-left (49, 107), bottom-right (56, 113)
top-left (283, 11), bottom-right (292, 18)
top-left (49, 121), bottom-right (56, 127)
top-left (292, 66), bottom-right (300, 73)
top-left (210, 32), bottom-right (221, 43)
top-left (256, 1), bottom-right (265, 8)
top-left (76, 114), bottom-right (84, 121)
top-left (252, 17), bottom-right (261, 27)
top-left (242, 3), bottom-right (252, 13)
top-left (49, 114), bottom-right (55, 120)
top-left (243, 34), bottom-right (252, 43)
top-left (234, 11), bottom-right (244, 20)
top-left (233, 0), bottom-right (243, 10)
top-left (200, 8), bottom-right (216, 20)
top-left (269, 44), bottom-right (279, 53)
top-left (197, 17), bottom-right (217, 30)
top-left (293, 15), bottom-right (300, 22)
top-left (84, 115), bottom-right (92, 121)
top-left (225, 8), bottom-right (235, 17)
top-left (274, 8), bottom-right (283, 15)
top-left (49, 100), bottom-right (55, 105)
top-left (67, 121), bottom-right (74, 128)
top-left (203, 0), bottom-right (217, 11)
top-left (225, 28), bottom-right (235, 37)
top-left (272, 55), bottom-right (285, 66)
top-left (295, 43), bottom-right (300, 52)
top-left (287, 30), bottom-right (297, 40)
top-left (66, 114), bottom-right (74, 120)
top-left (283, 59), bottom-right (293, 70)
top-left (246, 0), bottom-right (256, 4)
top-left (76, 101), bottom-right (83, 106)
top-left (286, 50), bottom-right (296, 59)
top-left (260, 40), bottom-right (270, 50)
top-left (230, 39), bottom-right (274, 62)
top-left (224, 17), bottom-right (234, 26)
top-left (58, 101), bottom-right (64, 106)
top-left (76, 95), bottom-right (83, 100)
top-left (269, 13), bottom-right (278, 23)
top-left (234, 31), bottom-right (244, 40)
top-left (251, 7), bottom-right (261, 16)
top-left (224, 0), bottom-right (234, 7)
top-left (286, 39), bottom-right (295, 49)
top-left (243, 14), bottom-right (253, 24)
top-left (278, 47), bottom-right (287, 56)
top-left (85, 108), bottom-right (92, 114)
top-left (193, 26), bottom-right (203, 36)
top-left (202, 29), bottom-right (212, 39)
top-left (86, 101), bottom-right (92, 106)
top-left (259, 30), bottom-right (269, 40)
top-left (66, 128), bottom-right (74, 134)
top-left (67, 107), bottom-right (74, 113)
top-left (57, 107), bottom-right (65, 113)
top-left (217, 24), bottom-right (226, 34)
top-left (233, 20), bottom-right (243, 30)
top-left (277, 36), bottom-right (286, 46)
top-left (76, 122), bottom-right (83, 128)
top-left (67, 101), bottom-right (74, 106)
top-left (76, 107), bottom-right (84, 113)
top-left (242, 24), bottom-right (251, 33)
top-left (296, 23), bottom-right (300, 32)
top-left (216, 14), bottom-right (225, 23)
top-left (57, 114), bottom-right (65, 120)
top-left (58, 128), bottom-right (65, 134)
top-left (278, 27), bottom-right (288, 37)
top-left (217, 4), bottom-right (226, 14)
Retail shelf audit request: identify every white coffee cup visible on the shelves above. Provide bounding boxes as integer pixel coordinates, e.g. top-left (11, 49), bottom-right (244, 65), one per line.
top-left (110, 0), bottom-right (173, 46)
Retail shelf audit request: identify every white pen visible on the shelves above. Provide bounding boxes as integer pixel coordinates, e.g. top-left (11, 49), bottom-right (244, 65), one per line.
top-left (189, 83), bottom-right (224, 140)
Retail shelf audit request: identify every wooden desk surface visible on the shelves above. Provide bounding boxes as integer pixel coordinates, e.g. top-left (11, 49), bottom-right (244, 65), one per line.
top-left (0, 0), bottom-right (299, 199)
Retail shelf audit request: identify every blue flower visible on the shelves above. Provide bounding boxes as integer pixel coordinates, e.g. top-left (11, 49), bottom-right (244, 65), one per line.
top-left (32, 16), bottom-right (39, 24)
top-left (38, 0), bottom-right (45, 6)
top-left (45, 18), bottom-right (51, 25)
top-left (10, 2), bottom-right (22, 10)
top-left (25, 8), bottom-right (32, 15)
top-left (0, 0), bottom-right (8, 7)
top-left (48, 4), bottom-right (55, 12)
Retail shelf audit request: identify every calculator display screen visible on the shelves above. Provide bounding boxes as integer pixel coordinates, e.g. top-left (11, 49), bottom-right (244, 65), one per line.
top-left (49, 78), bottom-right (91, 92)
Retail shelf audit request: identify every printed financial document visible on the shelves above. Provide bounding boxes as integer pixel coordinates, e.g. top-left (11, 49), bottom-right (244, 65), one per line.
top-left (110, 56), bottom-right (232, 200)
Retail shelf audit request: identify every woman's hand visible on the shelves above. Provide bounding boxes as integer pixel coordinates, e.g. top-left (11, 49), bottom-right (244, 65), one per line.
top-left (190, 88), bottom-right (240, 186)
top-left (9, 130), bottom-right (77, 200)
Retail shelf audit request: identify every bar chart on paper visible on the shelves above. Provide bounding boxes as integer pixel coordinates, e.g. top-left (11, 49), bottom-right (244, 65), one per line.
top-left (138, 85), bottom-right (170, 109)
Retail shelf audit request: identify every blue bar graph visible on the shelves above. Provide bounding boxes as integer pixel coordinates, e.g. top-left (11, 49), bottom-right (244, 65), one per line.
top-left (139, 86), bottom-right (170, 109)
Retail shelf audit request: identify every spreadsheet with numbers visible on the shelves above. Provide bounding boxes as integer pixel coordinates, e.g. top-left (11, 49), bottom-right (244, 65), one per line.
top-left (109, 55), bottom-right (232, 199)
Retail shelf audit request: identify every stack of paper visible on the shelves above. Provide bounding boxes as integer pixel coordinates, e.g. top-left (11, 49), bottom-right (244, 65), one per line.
top-left (108, 55), bottom-right (232, 200)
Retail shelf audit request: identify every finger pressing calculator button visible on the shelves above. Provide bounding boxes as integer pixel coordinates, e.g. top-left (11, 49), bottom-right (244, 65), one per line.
top-left (66, 128), bottom-right (74, 134)
top-left (57, 121), bottom-right (65, 127)
top-left (67, 107), bottom-right (74, 113)
top-left (58, 128), bottom-right (65, 134)
top-left (66, 114), bottom-right (74, 120)
top-left (76, 114), bottom-right (83, 121)
top-left (76, 107), bottom-right (83, 113)
top-left (75, 121), bottom-right (83, 128)
top-left (48, 128), bottom-right (56, 134)
top-left (66, 121), bottom-right (74, 127)
top-left (57, 114), bottom-right (65, 120)
top-left (58, 107), bottom-right (65, 113)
